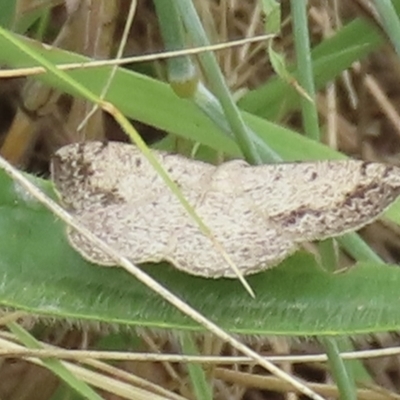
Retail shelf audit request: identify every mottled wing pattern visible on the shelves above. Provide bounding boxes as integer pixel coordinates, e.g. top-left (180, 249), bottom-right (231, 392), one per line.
top-left (51, 142), bottom-right (400, 278)
top-left (51, 141), bottom-right (214, 211)
top-left (239, 161), bottom-right (400, 241)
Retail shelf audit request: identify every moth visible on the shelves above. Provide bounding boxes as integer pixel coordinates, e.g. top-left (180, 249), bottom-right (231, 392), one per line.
top-left (51, 141), bottom-right (400, 278)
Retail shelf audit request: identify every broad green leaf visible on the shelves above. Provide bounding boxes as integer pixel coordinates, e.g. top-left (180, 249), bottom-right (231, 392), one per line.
top-left (1, 170), bottom-right (400, 335)
top-left (0, 23), bottom-right (383, 159)
top-left (0, 29), bottom-right (383, 164)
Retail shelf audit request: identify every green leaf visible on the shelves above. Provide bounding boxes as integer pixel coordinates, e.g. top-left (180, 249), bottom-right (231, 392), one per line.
top-left (260, 0), bottom-right (281, 34)
top-left (238, 17), bottom-right (384, 119)
top-left (1, 170), bottom-right (400, 335)
top-left (0, 0), bottom-right (16, 28)
top-left (180, 333), bottom-right (213, 400)
top-left (268, 43), bottom-right (292, 83)
top-left (8, 323), bottom-right (103, 400)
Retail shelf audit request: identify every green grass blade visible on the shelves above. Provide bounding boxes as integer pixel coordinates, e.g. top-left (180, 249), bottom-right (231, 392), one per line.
top-left (7, 322), bottom-right (103, 400)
